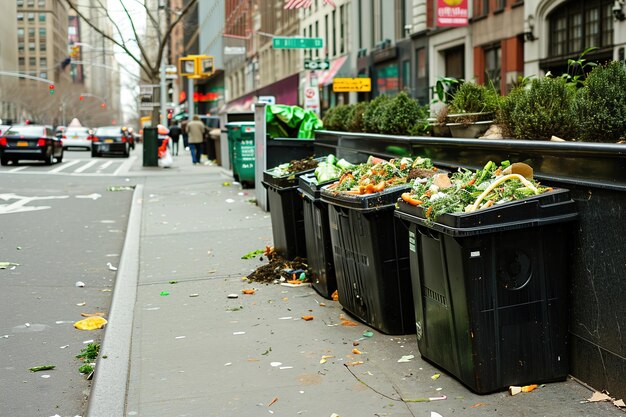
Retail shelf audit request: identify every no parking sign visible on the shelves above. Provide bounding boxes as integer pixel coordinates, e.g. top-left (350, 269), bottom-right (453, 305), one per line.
top-left (303, 86), bottom-right (320, 115)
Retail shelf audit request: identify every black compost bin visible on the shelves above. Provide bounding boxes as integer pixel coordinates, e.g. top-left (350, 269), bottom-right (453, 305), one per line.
top-left (298, 173), bottom-right (337, 299)
top-left (395, 189), bottom-right (578, 394)
top-left (321, 185), bottom-right (414, 335)
top-left (262, 164), bottom-right (318, 260)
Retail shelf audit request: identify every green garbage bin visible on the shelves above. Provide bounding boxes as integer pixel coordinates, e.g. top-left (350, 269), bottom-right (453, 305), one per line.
top-left (142, 127), bottom-right (158, 167)
top-left (230, 122), bottom-right (255, 188)
top-left (225, 123), bottom-right (241, 181)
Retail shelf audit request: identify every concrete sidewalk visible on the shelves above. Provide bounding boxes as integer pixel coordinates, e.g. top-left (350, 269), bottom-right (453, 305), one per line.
top-left (88, 148), bottom-right (624, 417)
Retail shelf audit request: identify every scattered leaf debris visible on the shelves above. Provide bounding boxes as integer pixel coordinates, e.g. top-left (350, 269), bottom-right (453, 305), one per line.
top-left (29, 365), bottom-right (55, 372)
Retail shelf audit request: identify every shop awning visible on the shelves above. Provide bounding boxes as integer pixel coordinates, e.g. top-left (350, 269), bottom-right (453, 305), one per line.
top-left (318, 55), bottom-right (349, 86)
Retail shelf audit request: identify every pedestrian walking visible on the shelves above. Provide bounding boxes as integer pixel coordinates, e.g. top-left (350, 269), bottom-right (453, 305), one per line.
top-left (185, 115), bottom-right (208, 165)
top-left (180, 117), bottom-right (189, 150)
top-left (168, 121), bottom-right (182, 156)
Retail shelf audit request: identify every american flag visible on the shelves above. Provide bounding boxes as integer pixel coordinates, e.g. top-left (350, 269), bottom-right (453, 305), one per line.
top-left (284, 0), bottom-right (336, 9)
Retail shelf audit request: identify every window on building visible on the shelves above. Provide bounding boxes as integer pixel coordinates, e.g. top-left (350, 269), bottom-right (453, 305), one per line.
top-left (473, 0), bottom-right (489, 17)
top-left (340, 5), bottom-right (345, 54)
top-left (17, 0), bottom-right (24, 7)
top-left (29, 57), bottom-right (36, 66)
top-left (39, 72), bottom-right (46, 79)
top-left (484, 44), bottom-right (502, 93)
top-left (18, 42), bottom-right (24, 52)
top-left (39, 13), bottom-right (45, 22)
top-left (39, 28), bottom-right (45, 38)
top-left (324, 14), bottom-right (329, 57)
top-left (17, 28), bottom-right (24, 39)
top-left (28, 42), bottom-right (35, 51)
top-left (315, 21), bottom-right (319, 58)
top-left (549, 0), bottom-right (613, 58)
top-left (40, 57), bottom-right (47, 66)
top-left (17, 13), bottom-right (24, 21)
top-left (18, 57), bottom-right (25, 66)
top-left (27, 0), bottom-right (34, 6)
top-left (27, 12), bottom-right (34, 21)
top-left (402, 59), bottom-right (410, 92)
top-left (494, 0), bottom-right (505, 12)
top-left (39, 41), bottom-right (46, 51)
top-left (332, 9), bottom-right (336, 56)
top-left (28, 27), bottom-right (35, 41)
top-left (38, 0), bottom-right (45, 6)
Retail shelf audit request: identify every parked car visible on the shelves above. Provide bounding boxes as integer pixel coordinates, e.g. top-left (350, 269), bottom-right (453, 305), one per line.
top-left (0, 124), bottom-right (64, 165)
top-left (0, 125), bottom-right (11, 136)
top-left (62, 126), bottom-right (94, 151)
top-left (91, 126), bottom-right (131, 157)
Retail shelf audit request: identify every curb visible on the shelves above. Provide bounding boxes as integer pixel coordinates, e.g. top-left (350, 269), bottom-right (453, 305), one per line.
top-left (86, 184), bottom-right (143, 417)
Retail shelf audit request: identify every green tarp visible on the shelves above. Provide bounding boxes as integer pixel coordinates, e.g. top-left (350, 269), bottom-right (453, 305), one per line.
top-left (265, 105), bottom-right (323, 139)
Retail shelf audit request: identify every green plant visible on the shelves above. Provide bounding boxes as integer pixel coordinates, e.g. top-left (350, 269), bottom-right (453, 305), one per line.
top-left (379, 91), bottom-right (428, 135)
top-left (506, 77), bottom-right (577, 140)
top-left (363, 94), bottom-right (392, 133)
top-left (560, 47), bottom-right (598, 89)
top-left (321, 106), bottom-right (338, 130)
top-left (496, 85), bottom-right (526, 138)
top-left (322, 104), bottom-right (353, 131)
top-left (348, 101), bottom-right (369, 132)
top-left (449, 81), bottom-right (501, 115)
top-left (433, 76), bottom-right (464, 104)
top-left (574, 60), bottom-right (626, 142)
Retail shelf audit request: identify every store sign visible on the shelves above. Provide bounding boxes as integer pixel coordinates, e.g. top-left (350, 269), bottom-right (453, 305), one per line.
top-left (333, 77), bottom-right (372, 93)
top-left (436, 0), bottom-right (469, 27)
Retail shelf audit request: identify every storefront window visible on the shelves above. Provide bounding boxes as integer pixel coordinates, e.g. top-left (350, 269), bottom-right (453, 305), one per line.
top-left (375, 63), bottom-right (399, 96)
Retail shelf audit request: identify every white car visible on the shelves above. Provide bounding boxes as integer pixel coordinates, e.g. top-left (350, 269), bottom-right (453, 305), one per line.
top-left (62, 127), bottom-right (94, 151)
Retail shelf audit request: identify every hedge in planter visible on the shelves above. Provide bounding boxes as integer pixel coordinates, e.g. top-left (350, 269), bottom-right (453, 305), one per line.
top-left (448, 81), bottom-right (501, 120)
top-left (322, 104), bottom-right (354, 131)
top-left (501, 77), bottom-right (577, 141)
top-left (379, 91), bottom-right (429, 136)
top-left (574, 60), bottom-right (626, 143)
top-left (363, 94), bottom-right (392, 133)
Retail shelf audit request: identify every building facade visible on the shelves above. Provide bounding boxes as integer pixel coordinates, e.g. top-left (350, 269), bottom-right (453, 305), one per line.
top-left (0, 1), bottom-right (19, 123)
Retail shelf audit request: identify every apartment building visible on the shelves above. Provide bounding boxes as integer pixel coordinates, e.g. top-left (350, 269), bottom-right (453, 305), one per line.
top-left (17, 0), bottom-right (69, 85)
top-left (0, 2), bottom-right (19, 123)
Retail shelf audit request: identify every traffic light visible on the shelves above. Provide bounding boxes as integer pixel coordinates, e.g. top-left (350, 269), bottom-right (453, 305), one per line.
top-left (167, 108), bottom-right (173, 120)
top-left (49, 84), bottom-right (55, 94)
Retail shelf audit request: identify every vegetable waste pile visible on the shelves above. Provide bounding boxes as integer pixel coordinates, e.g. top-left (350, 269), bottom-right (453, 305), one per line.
top-left (246, 247), bottom-right (309, 284)
top-left (326, 156), bottom-right (438, 195)
top-left (399, 161), bottom-right (552, 221)
top-left (267, 157), bottom-right (319, 177)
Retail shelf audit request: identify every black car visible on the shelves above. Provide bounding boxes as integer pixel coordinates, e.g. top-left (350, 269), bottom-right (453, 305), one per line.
top-left (91, 126), bottom-right (131, 157)
top-left (0, 124), bottom-right (64, 165)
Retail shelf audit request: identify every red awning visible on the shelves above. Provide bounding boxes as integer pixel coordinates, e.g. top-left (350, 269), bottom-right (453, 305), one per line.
top-left (317, 55), bottom-right (348, 86)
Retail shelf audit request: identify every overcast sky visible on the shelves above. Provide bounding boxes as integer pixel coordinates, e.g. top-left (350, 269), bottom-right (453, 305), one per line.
top-left (108, 0), bottom-right (145, 123)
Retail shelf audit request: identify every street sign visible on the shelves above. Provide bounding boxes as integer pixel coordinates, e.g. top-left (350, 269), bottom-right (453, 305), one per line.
top-left (333, 77), bottom-right (372, 92)
top-left (224, 46), bottom-right (246, 55)
top-left (303, 86), bottom-right (320, 116)
top-left (304, 59), bottom-right (330, 70)
top-left (258, 96), bottom-right (275, 105)
top-left (139, 84), bottom-right (156, 97)
top-left (272, 37), bottom-right (323, 49)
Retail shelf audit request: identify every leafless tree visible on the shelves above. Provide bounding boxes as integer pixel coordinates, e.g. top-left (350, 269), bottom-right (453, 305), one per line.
top-left (63, 0), bottom-right (198, 125)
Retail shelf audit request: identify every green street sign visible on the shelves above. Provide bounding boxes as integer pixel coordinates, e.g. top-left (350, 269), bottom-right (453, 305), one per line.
top-left (272, 37), bottom-right (324, 49)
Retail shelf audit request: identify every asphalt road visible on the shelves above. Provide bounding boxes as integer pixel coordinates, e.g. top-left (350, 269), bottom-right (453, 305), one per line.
top-left (0, 168), bottom-right (136, 417)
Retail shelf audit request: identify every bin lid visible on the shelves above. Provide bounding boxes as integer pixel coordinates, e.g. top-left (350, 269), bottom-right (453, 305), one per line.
top-left (225, 121), bottom-right (255, 128)
top-left (395, 188), bottom-right (578, 236)
top-left (321, 184), bottom-right (412, 212)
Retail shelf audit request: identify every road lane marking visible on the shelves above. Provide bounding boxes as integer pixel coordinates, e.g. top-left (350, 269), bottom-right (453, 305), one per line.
top-left (113, 156), bottom-right (137, 176)
top-left (48, 159), bottom-right (81, 173)
top-left (74, 160), bottom-right (99, 173)
top-left (8, 166), bottom-right (27, 172)
top-left (0, 193), bottom-right (70, 214)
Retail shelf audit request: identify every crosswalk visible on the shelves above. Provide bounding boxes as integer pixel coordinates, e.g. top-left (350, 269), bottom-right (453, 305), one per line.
top-left (0, 156), bottom-right (136, 176)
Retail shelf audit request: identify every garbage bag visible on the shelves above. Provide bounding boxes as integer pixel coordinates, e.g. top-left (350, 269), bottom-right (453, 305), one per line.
top-left (266, 104), bottom-right (323, 139)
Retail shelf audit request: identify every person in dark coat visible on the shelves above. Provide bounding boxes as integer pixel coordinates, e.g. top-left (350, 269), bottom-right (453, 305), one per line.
top-left (180, 117), bottom-right (189, 150)
top-left (168, 120), bottom-right (182, 156)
